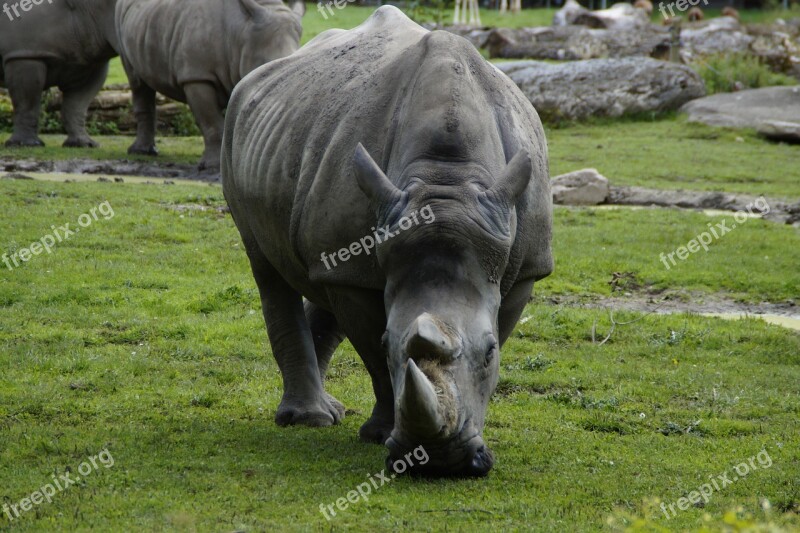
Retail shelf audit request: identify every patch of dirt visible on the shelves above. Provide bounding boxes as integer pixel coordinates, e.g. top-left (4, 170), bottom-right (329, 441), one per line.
top-left (536, 291), bottom-right (799, 319)
top-left (608, 186), bottom-right (800, 226)
top-left (0, 157), bottom-right (218, 182)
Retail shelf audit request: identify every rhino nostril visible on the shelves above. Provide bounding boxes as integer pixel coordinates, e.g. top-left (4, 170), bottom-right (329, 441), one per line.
top-left (465, 446), bottom-right (494, 477)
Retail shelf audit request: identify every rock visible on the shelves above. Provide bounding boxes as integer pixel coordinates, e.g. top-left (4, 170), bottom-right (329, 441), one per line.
top-left (554, 0), bottom-right (649, 31)
top-left (551, 168), bottom-right (610, 205)
top-left (757, 120), bottom-right (800, 143)
top-left (498, 58), bottom-right (705, 122)
top-left (680, 17), bottom-right (753, 56)
top-left (680, 86), bottom-right (800, 129)
top-left (553, 0), bottom-right (590, 27)
top-left (485, 25), bottom-right (670, 60)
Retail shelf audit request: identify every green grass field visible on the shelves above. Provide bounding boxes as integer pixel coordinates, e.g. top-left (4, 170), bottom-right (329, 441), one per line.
top-left (0, 177), bottom-right (798, 531)
top-left (1, 3), bottom-right (800, 531)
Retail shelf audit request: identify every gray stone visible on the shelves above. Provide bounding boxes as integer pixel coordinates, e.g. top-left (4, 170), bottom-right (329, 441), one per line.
top-left (680, 86), bottom-right (800, 129)
top-left (498, 58), bottom-right (705, 121)
top-left (552, 168), bottom-right (610, 205)
top-left (757, 120), bottom-right (800, 143)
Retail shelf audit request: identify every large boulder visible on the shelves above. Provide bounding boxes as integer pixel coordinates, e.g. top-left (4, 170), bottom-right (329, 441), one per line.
top-left (680, 86), bottom-right (800, 129)
top-left (552, 169), bottom-right (610, 205)
top-left (498, 58), bottom-right (705, 121)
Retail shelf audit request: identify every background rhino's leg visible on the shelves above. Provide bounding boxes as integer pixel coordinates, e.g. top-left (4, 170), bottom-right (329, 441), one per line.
top-left (497, 279), bottom-right (536, 345)
top-left (243, 234), bottom-right (344, 427)
top-left (183, 82), bottom-right (224, 171)
top-left (126, 76), bottom-right (158, 156)
top-left (4, 59), bottom-right (46, 147)
top-left (328, 290), bottom-right (395, 444)
top-left (60, 63), bottom-right (108, 148)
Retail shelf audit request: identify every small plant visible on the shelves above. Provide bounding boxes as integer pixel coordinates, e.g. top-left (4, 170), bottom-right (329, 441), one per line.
top-left (169, 104), bottom-right (201, 137)
top-left (691, 53), bottom-right (797, 95)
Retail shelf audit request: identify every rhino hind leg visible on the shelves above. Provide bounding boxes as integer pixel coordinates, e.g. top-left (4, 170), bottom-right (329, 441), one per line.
top-left (304, 300), bottom-right (346, 418)
top-left (60, 63), bottom-right (107, 148)
top-left (126, 78), bottom-right (159, 156)
top-left (241, 233), bottom-right (343, 427)
top-left (183, 82), bottom-right (224, 172)
top-left (3, 59), bottom-right (46, 148)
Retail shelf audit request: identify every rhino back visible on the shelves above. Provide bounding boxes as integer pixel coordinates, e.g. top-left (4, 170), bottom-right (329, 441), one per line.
top-left (223, 6), bottom-right (550, 297)
top-left (0, 0), bottom-right (117, 66)
top-left (116, 0), bottom-right (249, 100)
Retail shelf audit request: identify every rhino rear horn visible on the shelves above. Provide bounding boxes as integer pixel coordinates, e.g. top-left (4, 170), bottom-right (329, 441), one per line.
top-left (398, 359), bottom-right (444, 437)
top-left (353, 143), bottom-right (403, 206)
top-left (406, 313), bottom-right (459, 363)
top-left (290, 0), bottom-right (306, 16)
top-left (487, 149), bottom-right (532, 205)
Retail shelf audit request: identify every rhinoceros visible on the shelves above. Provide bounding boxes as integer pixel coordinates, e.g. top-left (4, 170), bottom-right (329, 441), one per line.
top-left (0, 0), bottom-right (118, 147)
top-left (116, 0), bottom-right (304, 170)
top-left (222, 6), bottom-right (553, 476)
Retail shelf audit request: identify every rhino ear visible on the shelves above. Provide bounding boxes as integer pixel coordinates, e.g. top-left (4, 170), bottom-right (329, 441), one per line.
top-left (290, 0), bottom-right (306, 17)
top-left (487, 149), bottom-right (532, 206)
top-left (238, 0), bottom-right (266, 21)
top-left (353, 143), bottom-right (402, 206)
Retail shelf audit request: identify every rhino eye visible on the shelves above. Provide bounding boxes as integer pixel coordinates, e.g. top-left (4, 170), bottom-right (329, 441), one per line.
top-left (485, 338), bottom-right (498, 366)
top-left (381, 331), bottom-right (389, 352)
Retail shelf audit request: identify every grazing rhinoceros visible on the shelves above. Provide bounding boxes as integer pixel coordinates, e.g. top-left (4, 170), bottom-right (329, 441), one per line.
top-left (116, 0), bottom-right (304, 170)
top-left (0, 0), bottom-right (118, 147)
top-left (222, 6), bottom-right (553, 477)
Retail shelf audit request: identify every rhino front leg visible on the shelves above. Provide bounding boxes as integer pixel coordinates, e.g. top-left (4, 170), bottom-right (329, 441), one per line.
top-left (329, 290), bottom-right (395, 444)
top-left (4, 59), bottom-right (46, 147)
top-left (126, 77), bottom-right (158, 156)
top-left (183, 82), bottom-right (224, 172)
top-left (61, 63), bottom-right (108, 148)
top-left (243, 238), bottom-right (343, 427)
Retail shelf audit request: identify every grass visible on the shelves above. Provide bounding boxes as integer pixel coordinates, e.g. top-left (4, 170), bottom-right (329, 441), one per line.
top-left (0, 178), bottom-right (798, 531)
top-left (547, 115), bottom-right (800, 200)
top-left (3, 114), bottom-right (798, 200)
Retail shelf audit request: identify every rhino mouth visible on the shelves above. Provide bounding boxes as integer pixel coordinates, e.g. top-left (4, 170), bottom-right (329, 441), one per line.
top-left (385, 428), bottom-right (494, 477)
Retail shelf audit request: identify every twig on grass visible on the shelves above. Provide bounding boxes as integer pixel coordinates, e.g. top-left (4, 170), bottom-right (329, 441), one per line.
top-left (592, 304), bottom-right (666, 346)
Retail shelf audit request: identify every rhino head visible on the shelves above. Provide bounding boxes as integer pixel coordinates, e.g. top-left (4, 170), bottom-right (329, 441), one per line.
top-left (353, 144), bottom-right (533, 477)
top-left (236, 0), bottom-right (305, 78)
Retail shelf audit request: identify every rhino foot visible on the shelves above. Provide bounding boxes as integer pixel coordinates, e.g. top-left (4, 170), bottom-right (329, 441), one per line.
top-left (127, 143), bottom-right (158, 156)
top-left (63, 136), bottom-right (99, 148)
top-left (5, 136), bottom-right (45, 148)
top-left (359, 414), bottom-right (394, 444)
top-left (275, 392), bottom-right (344, 427)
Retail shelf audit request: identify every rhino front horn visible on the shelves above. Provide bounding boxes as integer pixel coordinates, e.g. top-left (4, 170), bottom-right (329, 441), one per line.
top-left (398, 359), bottom-right (444, 437)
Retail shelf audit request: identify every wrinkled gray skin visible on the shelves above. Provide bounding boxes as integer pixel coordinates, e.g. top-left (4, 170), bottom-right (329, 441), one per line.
top-left (116, 0), bottom-right (304, 170)
top-left (222, 6), bottom-right (553, 477)
top-left (0, 0), bottom-right (118, 147)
